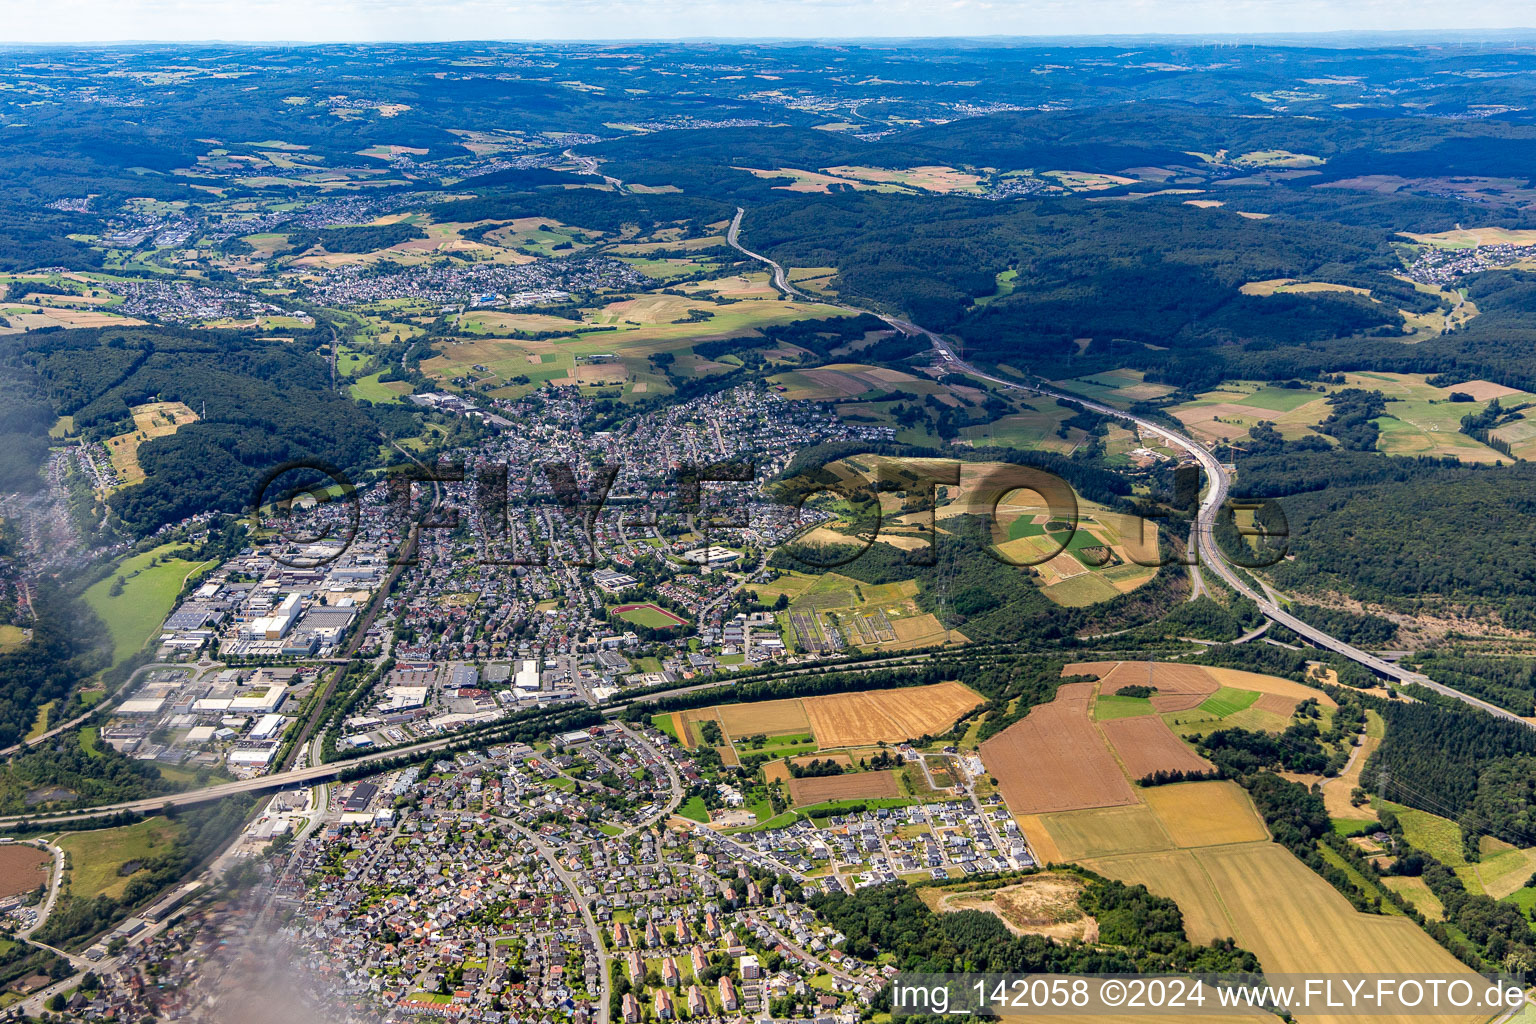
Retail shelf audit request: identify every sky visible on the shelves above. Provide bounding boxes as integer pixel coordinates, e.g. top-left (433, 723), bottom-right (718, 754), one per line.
top-left (7, 0), bottom-right (1536, 43)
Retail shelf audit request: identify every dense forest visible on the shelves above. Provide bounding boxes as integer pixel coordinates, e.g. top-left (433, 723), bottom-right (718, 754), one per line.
top-left (1231, 450), bottom-right (1536, 626)
top-left (0, 584), bottom-right (108, 750)
top-left (15, 326), bottom-right (395, 532)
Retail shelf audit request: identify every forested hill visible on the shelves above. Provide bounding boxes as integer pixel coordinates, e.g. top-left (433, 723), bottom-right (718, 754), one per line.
top-left (15, 326), bottom-right (386, 533)
top-left (1231, 451), bottom-right (1536, 630)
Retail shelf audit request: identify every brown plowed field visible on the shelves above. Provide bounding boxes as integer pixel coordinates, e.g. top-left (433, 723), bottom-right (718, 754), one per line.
top-left (0, 845), bottom-right (49, 899)
top-left (1101, 715), bottom-right (1212, 780)
top-left (1254, 693), bottom-right (1299, 717)
top-left (787, 769), bottom-right (902, 805)
top-left (1067, 661), bottom-right (1221, 712)
top-left (980, 686), bottom-right (1136, 814)
top-left (803, 681), bottom-right (983, 747)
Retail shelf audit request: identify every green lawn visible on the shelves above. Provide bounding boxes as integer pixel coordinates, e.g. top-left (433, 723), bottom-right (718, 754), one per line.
top-left (650, 714), bottom-right (678, 741)
top-left (83, 545), bottom-right (214, 669)
top-left (1197, 687), bottom-right (1262, 718)
top-left (678, 796), bottom-right (710, 822)
top-left (613, 603), bottom-right (687, 628)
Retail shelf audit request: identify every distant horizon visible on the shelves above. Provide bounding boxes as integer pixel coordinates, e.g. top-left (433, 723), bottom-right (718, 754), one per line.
top-left (12, 29), bottom-right (1536, 47)
top-left (13, 2), bottom-right (1536, 46)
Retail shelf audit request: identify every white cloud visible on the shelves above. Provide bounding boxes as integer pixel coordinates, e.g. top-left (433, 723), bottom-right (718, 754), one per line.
top-left (6, 0), bottom-right (1536, 42)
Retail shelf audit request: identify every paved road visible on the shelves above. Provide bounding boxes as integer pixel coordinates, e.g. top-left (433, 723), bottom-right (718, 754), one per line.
top-left (725, 206), bottom-right (1533, 729)
top-left (728, 209), bottom-right (799, 296)
top-left (18, 840), bottom-right (63, 940)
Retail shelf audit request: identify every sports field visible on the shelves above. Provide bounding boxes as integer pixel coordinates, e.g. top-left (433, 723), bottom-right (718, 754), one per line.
top-left (612, 603), bottom-right (687, 628)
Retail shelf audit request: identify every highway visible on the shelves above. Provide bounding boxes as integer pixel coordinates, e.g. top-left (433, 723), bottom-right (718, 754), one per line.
top-left (2, 211), bottom-right (1513, 829)
top-left (724, 206), bottom-right (1534, 729)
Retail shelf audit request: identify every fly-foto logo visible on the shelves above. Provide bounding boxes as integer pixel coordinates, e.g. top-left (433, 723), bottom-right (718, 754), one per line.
top-left (248, 456), bottom-right (1289, 573)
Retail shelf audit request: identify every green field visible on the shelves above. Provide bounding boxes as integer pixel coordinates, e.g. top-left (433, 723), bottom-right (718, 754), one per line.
top-left (1197, 687), bottom-right (1262, 717)
top-left (613, 603), bottom-right (687, 628)
top-left (349, 372), bottom-right (409, 403)
top-left (57, 817), bottom-right (183, 903)
top-left (650, 714), bottom-right (678, 740)
top-left (678, 796), bottom-right (710, 822)
top-left (83, 545), bottom-right (214, 669)
top-left (1093, 694), bottom-right (1155, 720)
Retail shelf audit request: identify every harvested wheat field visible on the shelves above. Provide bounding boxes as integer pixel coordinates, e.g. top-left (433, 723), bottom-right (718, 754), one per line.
top-left (1254, 693), bottom-right (1299, 716)
top-left (1100, 715), bottom-right (1212, 780)
top-left (803, 681), bottom-right (983, 747)
top-left (713, 698), bottom-right (811, 739)
top-left (1083, 848), bottom-right (1234, 944)
top-left (980, 683), bottom-right (1136, 814)
top-left (1038, 803), bottom-right (1172, 860)
top-left (1204, 666), bottom-right (1335, 707)
top-left (677, 708), bottom-right (724, 747)
top-left (1141, 781), bottom-right (1269, 847)
top-left (787, 769), bottom-right (902, 805)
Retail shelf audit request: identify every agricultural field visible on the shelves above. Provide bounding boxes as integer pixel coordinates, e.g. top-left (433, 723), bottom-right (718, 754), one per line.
top-left (0, 846), bottom-right (49, 900)
top-left (1401, 226), bottom-right (1536, 249)
top-left (762, 752), bottom-right (853, 784)
top-left (83, 544), bottom-right (216, 670)
top-left (820, 165), bottom-right (986, 194)
top-left (1139, 781), bottom-right (1270, 847)
top-left (678, 682), bottom-right (982, 761)
top-left (1168, 372), bottom-right (1535, 460)
top-left (1099, 715), bottom-right (1213, 780)
top-left (1375, 799), bottom-right (1536, 899)
top-left (420, 283), bottom-right (850, 401)
top-left (985, 660), bottom-right (1475, 1016)
top-left (711, 699), bottom-right (811, 740)
top-left (958, 403), bottom-right (1084, 454)
top-left (776, 573), bottom-right (958, 654)
top-left (734, 166), bottom-right (912, 194)
top-left (1036, 803), bottom-right (1172, 860)
top-left (1049, 368), bottom-right (1177, 409)
top-left (786, 769), bottom-right (902, 806)
top-left (103, 401), bottom-right (200, 488)
top-left (980, 681), bottom-right (1138, 814)
top-left (989, 497), bottom-right (1160, 606)
top-left (802, 681), bottom-right (983, 747)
